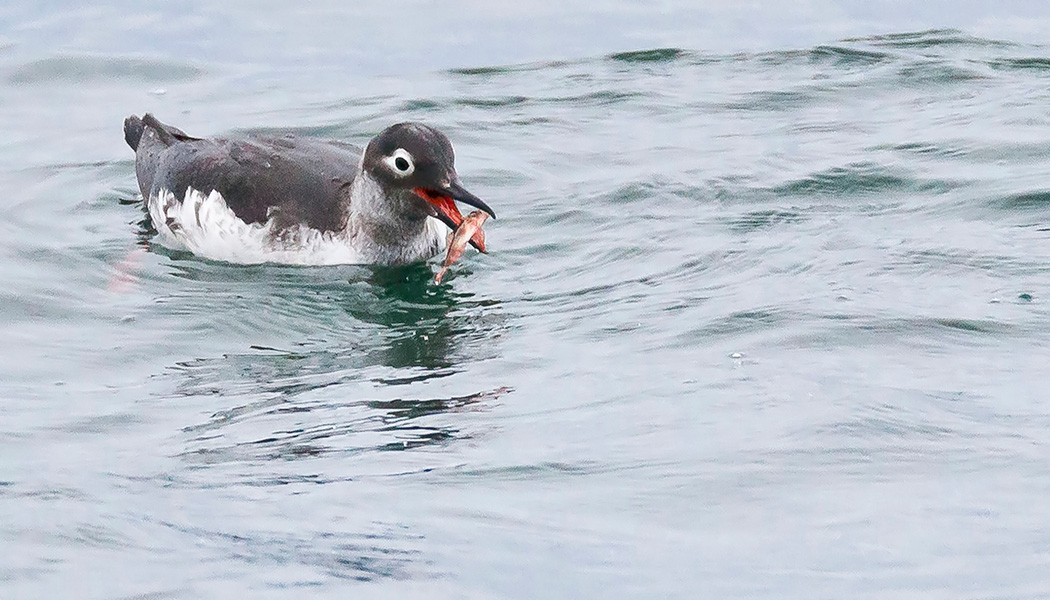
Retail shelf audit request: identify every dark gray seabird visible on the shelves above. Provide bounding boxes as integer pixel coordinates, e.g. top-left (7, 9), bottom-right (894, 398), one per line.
top-left (123, 114), bottom-right (494, 266)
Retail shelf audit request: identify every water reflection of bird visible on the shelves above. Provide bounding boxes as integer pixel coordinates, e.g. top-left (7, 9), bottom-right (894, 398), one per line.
top-left (123, 114), bottom-right (494, 266)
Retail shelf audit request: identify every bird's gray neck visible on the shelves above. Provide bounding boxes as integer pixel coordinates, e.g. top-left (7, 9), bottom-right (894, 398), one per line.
top-left (346, 172), bottom-right (445, 265)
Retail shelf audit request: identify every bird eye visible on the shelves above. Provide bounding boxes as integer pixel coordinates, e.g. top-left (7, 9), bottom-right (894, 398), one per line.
top-left (386, 148), bottom-right (415, 177)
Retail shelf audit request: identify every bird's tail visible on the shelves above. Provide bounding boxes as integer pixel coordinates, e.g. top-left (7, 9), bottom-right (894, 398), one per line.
top-left (123, 113), bottom-right (199, 151)
top-left (123, 114), bottom-right (145, 150)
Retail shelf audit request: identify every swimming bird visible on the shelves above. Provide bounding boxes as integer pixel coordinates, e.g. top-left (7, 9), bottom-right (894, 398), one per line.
top-left (123, 114), bottom-right (494, 266)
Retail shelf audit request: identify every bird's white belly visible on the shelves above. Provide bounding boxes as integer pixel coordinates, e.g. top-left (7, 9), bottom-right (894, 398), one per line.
top-left (146, 188), bottom-right (448, 266)
top-left (147, 188), bottom-right (360, 265)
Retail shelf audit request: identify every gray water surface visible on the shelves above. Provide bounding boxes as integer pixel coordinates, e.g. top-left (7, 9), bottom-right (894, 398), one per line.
top-left (3, 3), bottom-right (1050, 599)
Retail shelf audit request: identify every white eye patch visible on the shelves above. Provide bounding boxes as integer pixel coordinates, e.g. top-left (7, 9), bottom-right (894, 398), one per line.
top-left (384, 148), bottom-right (415, 177)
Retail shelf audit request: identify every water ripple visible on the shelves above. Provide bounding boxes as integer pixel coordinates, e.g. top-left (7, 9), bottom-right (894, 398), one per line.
top-left (995, 189), bottom-right (1050, 211)
top-left (843, 28), bottom-right (1019, 50)
top-left (179, 385), bottom-right (509, 467)
top-left (808, 45), bottom-right (892, 67)
top-left (771, 163), bottom-right (952, 196)
top-left (155, 518), bottom-right (426, 582)
top-left (608, 48), bottom-right (688, 63)
top-left (8, 55), bottom-right (204, 85)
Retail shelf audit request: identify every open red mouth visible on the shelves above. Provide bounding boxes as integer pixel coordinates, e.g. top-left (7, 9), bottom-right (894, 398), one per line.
top-left (414, 187), bottom-right (487, 252)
